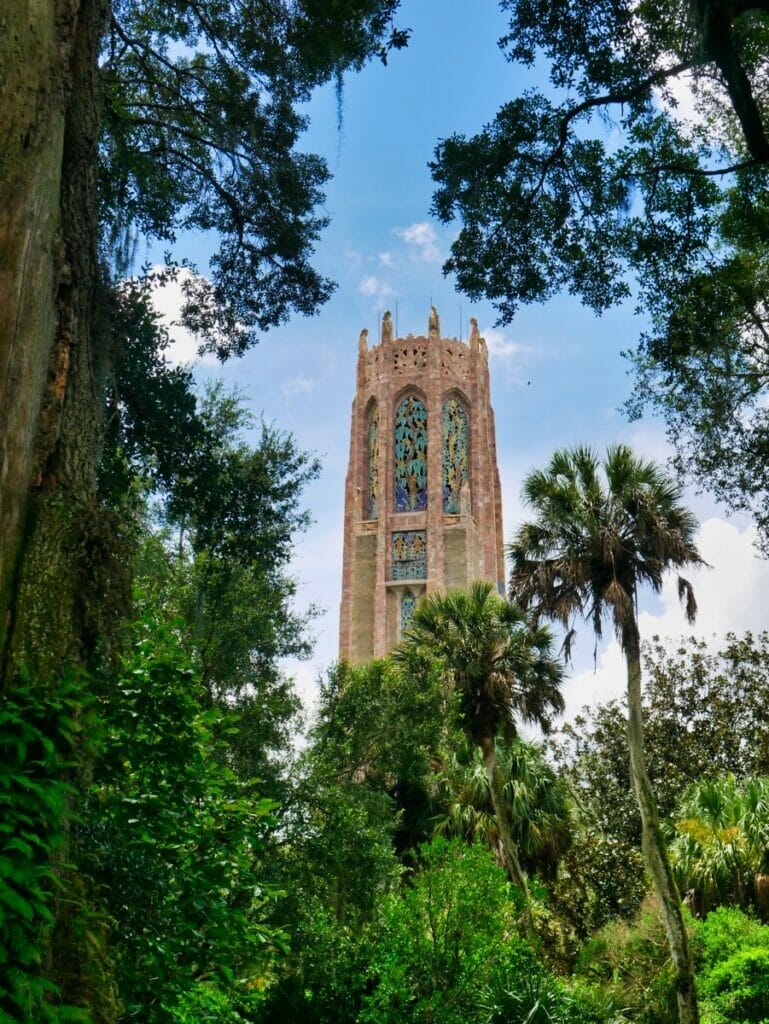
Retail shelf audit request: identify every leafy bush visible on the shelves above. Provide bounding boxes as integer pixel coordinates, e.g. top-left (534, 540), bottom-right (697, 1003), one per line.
top-left (697, 907), bottom-right (769, 1024)
top-left (0, 673), bottom-right (96, 1023)
top-left (700, 947), bottom-right (769, 1024)
top-left (359, 837), bottom-right (527, 1024)
top-left (575, 895), bottom-right (698, 1024)
top-left (83, 609), bottom-right (286, 1022)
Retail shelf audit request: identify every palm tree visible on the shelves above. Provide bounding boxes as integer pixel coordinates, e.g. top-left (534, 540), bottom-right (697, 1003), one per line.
top-left (671, 775), bottom-right (769, 917)
top-left (393, 580), bottom-right (565, 919)
top-left (509, 444), bottom-right (704, 1024)
top-left (433, 738), bottom-right (572, 881)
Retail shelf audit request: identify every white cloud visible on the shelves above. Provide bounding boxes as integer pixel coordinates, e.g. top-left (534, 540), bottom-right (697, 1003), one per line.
top-left (358, 274), bottom-right (396, 307)
top-left (394, 221), bottom-right (442, 263)
top-left (658, 72), bottom-right (702, 128)
top-left (482, 326), bottom-right (538, 386)
top-left (483, 327), bottom-right (534, 362)
top-left (561, 518), bottom-right (769, 721)
top-left (145, 267), bottom-right (219, 368)
top-left (281, 376), bottom-right (316, 399)
top-left (378, 251), bottom-right (394, 268)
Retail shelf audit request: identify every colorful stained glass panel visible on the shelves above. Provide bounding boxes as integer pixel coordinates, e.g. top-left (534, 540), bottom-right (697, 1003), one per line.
top-left (392, 530), bottom-right (427, 580)
top-left (442, 398), bottom-right (469, 513)
top-left (366, 406), bottom-right (379, 519)
top-left (394, 395), bottom-right (427, 511)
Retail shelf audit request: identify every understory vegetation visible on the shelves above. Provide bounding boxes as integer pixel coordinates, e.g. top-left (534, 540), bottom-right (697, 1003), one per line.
top-left (7, 486), bottom-right (769, 1023)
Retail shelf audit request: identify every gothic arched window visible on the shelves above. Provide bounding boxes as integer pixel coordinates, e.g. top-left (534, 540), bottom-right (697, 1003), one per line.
top-left (442, 397), bottom-right (469, 513)
top-left (365, 404), bottom-right (379, 520)
top-left (394, 395), bottom-right (427, 512)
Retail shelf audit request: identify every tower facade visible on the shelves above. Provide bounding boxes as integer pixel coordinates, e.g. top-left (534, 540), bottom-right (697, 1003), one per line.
top-left (339, 307), bottom-right (505, 663)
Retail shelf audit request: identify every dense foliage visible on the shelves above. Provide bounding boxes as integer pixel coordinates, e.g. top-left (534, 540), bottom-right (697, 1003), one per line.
top-left (430, 0), bottom-right (769, 546)
top-left (83, 608), bottom-right (286, 1022)
top-left (101, 0), bottom-right (408, 350)
top-left (7, 3), bottom-right (769, 1022)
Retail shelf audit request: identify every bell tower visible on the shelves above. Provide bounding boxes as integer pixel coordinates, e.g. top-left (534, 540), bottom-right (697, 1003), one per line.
top-left (339, 308), bottom-right (505, 663)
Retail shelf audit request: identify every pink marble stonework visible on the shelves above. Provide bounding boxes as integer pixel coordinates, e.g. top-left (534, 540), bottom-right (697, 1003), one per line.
top-left (339, 309), bottom-right (505, 663)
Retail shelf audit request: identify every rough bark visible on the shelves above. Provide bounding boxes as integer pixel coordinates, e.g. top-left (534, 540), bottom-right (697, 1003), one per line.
top-left (624, 619), bottom-right (700, 1024)
top-left (0, 0), bottom-right (112, 682)
top-left (1, 2), bottom-right (120, 1018)
top-left (0, 0), bottom-right (71, 660)
top-left (479, 734), bottom-right (533, 932)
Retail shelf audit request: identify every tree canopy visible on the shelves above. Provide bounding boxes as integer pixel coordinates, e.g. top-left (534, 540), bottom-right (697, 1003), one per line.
top-left (102, 0), bottom-right (408, 351)
top-left (430, 1), bottom-right (769, 543)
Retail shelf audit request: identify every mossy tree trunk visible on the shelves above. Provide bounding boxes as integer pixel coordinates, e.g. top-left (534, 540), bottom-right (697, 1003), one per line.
top-left (623, 618), bottom-right (699, 1024)
top-left (0, 0), bottom-right (112, 683)
top-left (1, 3), bottom-right (121, 1018)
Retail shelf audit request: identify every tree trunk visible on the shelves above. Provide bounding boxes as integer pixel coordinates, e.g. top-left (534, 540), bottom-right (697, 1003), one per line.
top-left (479, 734), bottom-right (532, 932)
top-left (624, 619), bottom-right (699, 1024)
top-left (1, 2), bottom-right (121, 1019)
top-left (0, 0), bottom-right (113, 681)
top-left (0, 0), bottom-right (72, 659)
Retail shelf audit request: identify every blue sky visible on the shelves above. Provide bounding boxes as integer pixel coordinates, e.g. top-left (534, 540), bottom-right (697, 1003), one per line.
top-left (150, 0), bottom-right (769, 717)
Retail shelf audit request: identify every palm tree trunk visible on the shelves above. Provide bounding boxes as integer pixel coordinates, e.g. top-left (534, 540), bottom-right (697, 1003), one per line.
top-left (624, 619), bottom-right (699, 1024)
top-left (479, 735), bottom-right (532, 932)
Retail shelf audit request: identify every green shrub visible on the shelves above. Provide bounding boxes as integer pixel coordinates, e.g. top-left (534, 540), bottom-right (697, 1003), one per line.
top-left (575, 894), bottom-right (699, 1024)
top-left (360, 838), bottom-right (526, 1024)
top-left (699, 946), bottom-right (769, 1024)
top-left (697, 907), bottom-right (769, 1024)
top-left (84, 610), bottom-right (285, 1022)
top-left (0, 673), bottom-right (97, 1023)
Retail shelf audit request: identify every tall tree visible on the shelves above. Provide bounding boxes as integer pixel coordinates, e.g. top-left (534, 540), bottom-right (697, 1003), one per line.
top-left (509, 444), bottom-right (704, 1024)
top-left (0, 0), bottom-right (407, 680)
top-left (2, 7), bottom-right (407, 1012)
top-left (430, 1), bottom-right (769, 544)
top-left (393, 580), bottom-right (564, 917)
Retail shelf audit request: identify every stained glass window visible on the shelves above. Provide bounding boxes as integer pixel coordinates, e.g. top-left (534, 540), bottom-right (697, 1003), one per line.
top-left (394, 395), bottom-right (427, 511)
top-left (366, 405), bottom-right (379, 519)
top-left (392, 530), bottom-right (427, 579)
top-left (442, 398), bottom-right (469, 513)
top-left (401, 591), bottom-right (417, 633)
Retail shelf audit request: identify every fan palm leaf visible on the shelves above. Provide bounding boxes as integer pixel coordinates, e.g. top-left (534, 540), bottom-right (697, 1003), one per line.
top-left (509, 445), bottom-right (703, 1024)
top-left (394, 581), bottom-right (565, 925)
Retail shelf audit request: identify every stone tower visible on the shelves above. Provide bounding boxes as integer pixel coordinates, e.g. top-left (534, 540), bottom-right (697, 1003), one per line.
top-left (339, 307), bottom-right (505, 663)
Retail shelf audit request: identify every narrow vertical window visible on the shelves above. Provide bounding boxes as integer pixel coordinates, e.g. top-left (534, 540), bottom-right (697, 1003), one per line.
top-left (394, 395), bottom-right (427, 512)
top-left (401, 591), bottom-right (417, 634)
top-left (442, 398), bottom-right (469, 513)
top-left (366, 405), bottom-right (379, 519)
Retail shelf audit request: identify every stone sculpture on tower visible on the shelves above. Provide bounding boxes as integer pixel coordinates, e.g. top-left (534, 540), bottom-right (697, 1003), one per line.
top-left (339, 308), bottom-right (505, 663)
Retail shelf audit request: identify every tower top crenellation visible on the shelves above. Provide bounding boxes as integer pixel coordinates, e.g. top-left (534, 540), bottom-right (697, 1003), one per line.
top-left (357, 307), bottom-right (487, 353)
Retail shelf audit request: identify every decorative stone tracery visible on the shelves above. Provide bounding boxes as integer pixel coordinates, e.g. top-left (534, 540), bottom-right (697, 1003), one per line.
top-left (366, 404), bottom-right (379, 520)
top-left (442, 397), bottom-right (469, 513)
top-left (394, 395), bottom-right (427, 512)
top-left (392, 530), bottom-right (427, 579)
top-left (401, 590), bottom-right (417, 633)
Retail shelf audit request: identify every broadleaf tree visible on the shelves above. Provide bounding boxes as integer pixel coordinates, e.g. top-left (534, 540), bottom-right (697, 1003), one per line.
top-left (0, 0), bottom-right (408, 678)
top-left (430, 0), bottom-right (769, 544)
